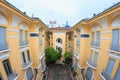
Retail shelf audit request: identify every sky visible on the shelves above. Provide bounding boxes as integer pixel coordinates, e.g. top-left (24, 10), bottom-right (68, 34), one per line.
top-left (7, 0), bottom-right (120, 28)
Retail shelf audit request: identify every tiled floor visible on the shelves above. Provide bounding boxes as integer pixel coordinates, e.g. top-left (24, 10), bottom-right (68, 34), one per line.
top-left (45, 64), bottom-right (73, 80)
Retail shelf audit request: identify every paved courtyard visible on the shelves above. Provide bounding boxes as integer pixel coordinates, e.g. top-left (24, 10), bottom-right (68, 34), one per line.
top-left (45, 64), bottom-right (73, 80)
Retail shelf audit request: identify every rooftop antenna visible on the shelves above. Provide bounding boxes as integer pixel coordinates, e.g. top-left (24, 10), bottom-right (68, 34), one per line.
top-left (49, 20), bottom-right (56, 28)
top-left (32, 14), bottom-right (34, 18)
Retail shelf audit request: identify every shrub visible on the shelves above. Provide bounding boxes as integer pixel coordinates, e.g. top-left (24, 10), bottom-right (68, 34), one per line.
top-left (45, 47), bottom-right (62, 65)
top-left (64, 52), bottom-right (72, 66)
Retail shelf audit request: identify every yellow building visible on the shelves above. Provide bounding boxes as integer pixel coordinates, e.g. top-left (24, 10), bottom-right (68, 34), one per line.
top-left (0, 0), bottom-right (120, 80)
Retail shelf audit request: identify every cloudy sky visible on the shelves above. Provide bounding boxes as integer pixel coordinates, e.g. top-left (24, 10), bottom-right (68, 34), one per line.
top-left (7, 0), bottom-right (119, 27)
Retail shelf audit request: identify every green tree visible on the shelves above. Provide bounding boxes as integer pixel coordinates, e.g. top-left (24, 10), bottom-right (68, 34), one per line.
top-left (64, 52), bottom-right (72, 66)
top-left (45, 47), bottom-right (62, 66)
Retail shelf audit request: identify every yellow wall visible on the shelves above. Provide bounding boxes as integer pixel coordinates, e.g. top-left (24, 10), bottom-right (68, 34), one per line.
top-left (0, 1), bottom-right (120, 80)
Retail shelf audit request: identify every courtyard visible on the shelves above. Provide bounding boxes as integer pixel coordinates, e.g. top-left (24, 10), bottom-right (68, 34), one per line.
top-left (43, 64), bottom-right (74, 80)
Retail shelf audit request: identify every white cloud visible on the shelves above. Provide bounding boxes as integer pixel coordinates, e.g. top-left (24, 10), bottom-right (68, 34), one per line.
top-left (7, 0), bottom-right (120, 27)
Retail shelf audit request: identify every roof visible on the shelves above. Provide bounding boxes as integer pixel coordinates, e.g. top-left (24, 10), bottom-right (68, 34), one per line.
top-left (3, 0), bottom-right (31, 19)
top-left (72, 1), bottom-right (120, 28)
top-left (49, 27), bottom-right (70, 30)
top-left (87, 1), bottom-right (120, 22)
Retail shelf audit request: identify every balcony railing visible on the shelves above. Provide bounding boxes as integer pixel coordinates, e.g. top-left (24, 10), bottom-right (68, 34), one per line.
top-left (26, 68), bottom-right (34, 80)
top-left (22, 60), bottom-right (33, 69)
top-left (76, 40), bottom-right (80, 46)
top-left (110, 43), bottom-right (119, 52)
top-left (86, 60), bottom-right (96, 69)
top-left (8, 71), bottom-right (18, 80)
top-left (0, 42), bottom-right (9, 51)
top-left (100, 71), bottom-right (112, 80)
top-left (39, 41), bottom-right (43, 45)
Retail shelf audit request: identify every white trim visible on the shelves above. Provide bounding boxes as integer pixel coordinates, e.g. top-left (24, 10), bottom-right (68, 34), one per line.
top-left (81, 38), bottom-right (89, 39)
top-left (29, 37), bottom-right (39, 38)
top-left (22, 61), bottom-right (33, 70)
top-left (101, 38), bottom-right (110, 40)
top-left (90, 47), bottom-right (100, 52)
top-left (0, 53), bottom-right (10, 60)
top-left (101, 31), bottom-right (111, 34)
top-left (38, 64), bottom-right (41, 69)
top-left (13, 74), bottom-right (19, 80)
top-left (20, 47), bottom-right (29, 52)
top-left (78, 65), bottom-right (85, 69)
top-left (74, 53), bottom-right (79, 59)
top-left (100, 72), bottom-right (106, 80)
top-left (40, 52), bottom-right (45, 59)
top-left (86, 61), bottom-right (96, 69)
top-left (8, 29), bottom-right (19, 32)
top-left (108, 49), bottom-right (120, 54)
top-left (90, 45), bottom-right (100, 49)
top-left (0, 49), bottom-right (11, 53)
top-left (30, 32), bottom-right (39, 34)
top-left (109, 53), bottom-right (120, 60)
top-left (80, 33), bottom-right (90, 35)
top-left (8, 36), bottom-right (19, 38)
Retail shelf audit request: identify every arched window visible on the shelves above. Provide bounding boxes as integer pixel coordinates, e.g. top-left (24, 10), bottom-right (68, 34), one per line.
top-left (56, 38), bottom-right (62, 44)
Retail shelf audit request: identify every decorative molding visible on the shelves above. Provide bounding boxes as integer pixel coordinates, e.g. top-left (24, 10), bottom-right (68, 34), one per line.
top-left (101, 38), bottom-right (110, 40)
top-left (86, 61), bottom-right (96, 69)
top-left (101, 31), bottom-right (111, 34)
top-left (100, 72), bottom-right (106, 80)
top-left (40, 53), bottom-right (45, 59)
top-left (8, 29), bottom-right (19, 32)
top-left (80, 33), bottom-right (90, 35)
top-left (8, 36), bottom-right (19, 38)
top-left (90, 47), bottom-right (100, 52)
top-left (22, 61), bottom-right (33, 70)
top-left (109, 53), bottom-right (120, 60)
top-left (0, 53), bottom-right (10, 60)
top-left (74, 53), bottom-right (79, 59)
top-left (29, 32), bottom-right (39, 34)
top-left (20, 47), bottom-right (29, 52)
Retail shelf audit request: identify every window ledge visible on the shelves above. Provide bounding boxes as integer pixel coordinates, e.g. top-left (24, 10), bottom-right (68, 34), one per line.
top-left (109, 53), bottom-right (120, 60)
top-left (90, 45), bottom-right (100, 49)
top-left (108, 49), bottom-right (120, 54)
top-left (22, 61), bottom-right (33, 70)
top-left (86, 61), bottom-right (96, 70)
top-left (19, 45), bottom-right (29, 48)
top-left (100, 72), bottom-right (106, 80)
top-left (0, 48), bottom-right (11, 53)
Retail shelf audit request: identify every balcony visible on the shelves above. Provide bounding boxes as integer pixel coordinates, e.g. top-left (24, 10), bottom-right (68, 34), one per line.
top-left (26, 68), bottom-right (34, 80)
top-left (86, 60), bottom-right (96, 69)
top-left (39, 41), bottom-right (43, 45)
top-left (8, 72), bottom-right (18, 80)
top-left (108, 43), bottom-right (120, 59)
top-left (76, 40), bottom-right (80, 46)
top-left (100, 71), bottom-right (112, 80)
top-left (22, 60), bottom-right (33, 70)
top-left (0, 42), bottom-right (10, 53)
